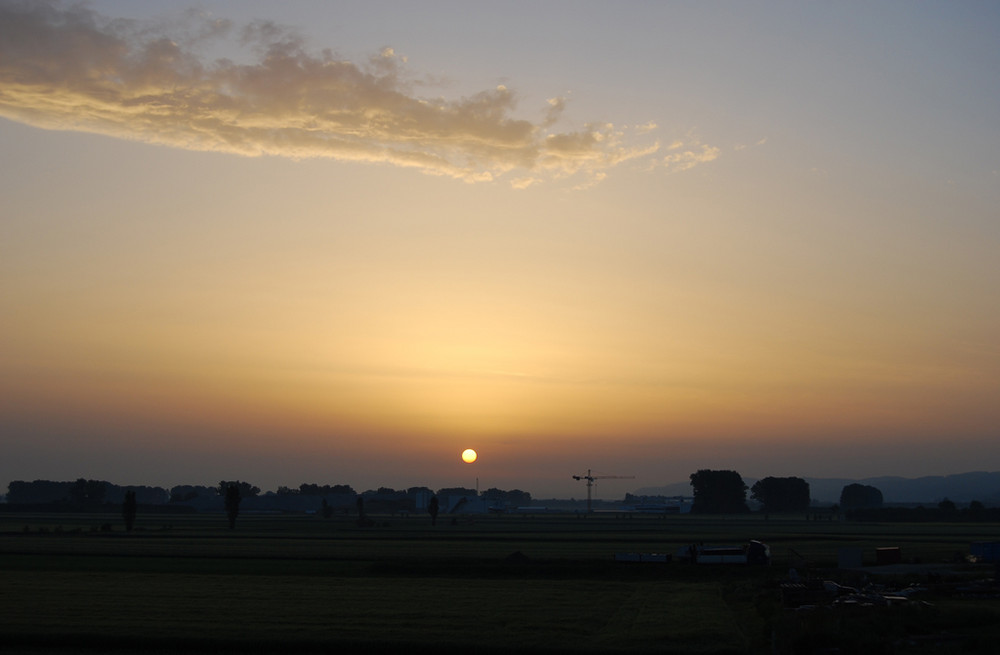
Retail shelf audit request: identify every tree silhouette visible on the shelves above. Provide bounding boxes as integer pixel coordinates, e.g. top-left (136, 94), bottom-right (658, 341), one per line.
top-left (689, 469), bottom-right (749, 513)
top-left (436, 486), bottom-right (477, 498)
top-left (428, 495), bottom-right (439, 526)
top-left (297, 483), bottom-right (356, 496)
top-left (224, 484), bottom-right (241, 529)
top-left (750, 476), bottom-right (810, 513)
top-left (70, 478), bottom-right (107, 508)
top-left (122, 490), bottom-right (137, 532)
top-left (839, 483), bottom-right (883, 510)
top-left (218, 480), bottom-right (260, 498)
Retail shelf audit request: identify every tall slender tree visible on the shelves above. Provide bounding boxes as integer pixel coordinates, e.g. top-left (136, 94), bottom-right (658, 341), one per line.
top-left (122, 490), bottom-right (137, 531)
top-left (428, 495), bottom-right (439, 526)
top-left (224, 484), bottom-right (241, 529)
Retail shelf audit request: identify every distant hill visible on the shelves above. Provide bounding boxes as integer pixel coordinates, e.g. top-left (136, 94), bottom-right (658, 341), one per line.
top-left (635, 471), bottom-right (1000, 505)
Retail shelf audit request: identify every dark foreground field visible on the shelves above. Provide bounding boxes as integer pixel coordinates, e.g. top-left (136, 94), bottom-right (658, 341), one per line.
top-left (2, 512), bottom-right (1000, 654)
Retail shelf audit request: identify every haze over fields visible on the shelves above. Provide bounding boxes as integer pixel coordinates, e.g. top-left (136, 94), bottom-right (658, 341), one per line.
top-left (2, 1), bottom-right (999, 499)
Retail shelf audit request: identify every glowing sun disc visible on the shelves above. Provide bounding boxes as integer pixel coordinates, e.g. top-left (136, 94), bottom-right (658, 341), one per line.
top-left (461, 449), bottom-right (478, 463)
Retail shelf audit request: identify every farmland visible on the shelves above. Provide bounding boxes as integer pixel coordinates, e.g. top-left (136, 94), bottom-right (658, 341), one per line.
top-left (2, 511), bottom-right (1000, 653)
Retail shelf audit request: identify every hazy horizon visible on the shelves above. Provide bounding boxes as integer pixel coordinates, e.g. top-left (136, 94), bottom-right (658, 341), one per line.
top-left (2, 2), bottom-right (999, 501)
top-left (6, 469), bottom-right (1000, 507)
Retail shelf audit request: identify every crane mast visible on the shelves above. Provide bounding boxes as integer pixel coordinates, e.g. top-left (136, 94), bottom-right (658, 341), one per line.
top-left (572, 469), bottom-right (635, 513)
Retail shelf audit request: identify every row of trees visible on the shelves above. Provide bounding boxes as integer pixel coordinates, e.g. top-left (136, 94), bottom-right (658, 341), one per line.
top-left (4, 479), bottom-right (530, 509)
top-left (688, 470), bottom-right (996, 519)
top-left (278, 483), bottom-right (356, 496)
top-left (6, 479), bottom-right (170, 506)
top-left (688, 469), bottom-right (815, 514)
top-left (688, 470), bottom-right (882, 514)
top-left (11, 476), bottom-right (986, 518)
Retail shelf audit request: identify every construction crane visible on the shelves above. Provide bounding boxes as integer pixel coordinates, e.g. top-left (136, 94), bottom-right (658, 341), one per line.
top-left (572, 469), bottom-right (635, 513)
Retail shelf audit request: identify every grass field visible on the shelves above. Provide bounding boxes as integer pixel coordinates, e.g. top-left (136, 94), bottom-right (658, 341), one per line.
top-left (2, 511), bottom-right (1000, 653)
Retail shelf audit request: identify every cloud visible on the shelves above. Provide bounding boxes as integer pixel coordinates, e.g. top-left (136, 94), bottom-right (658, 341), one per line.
top-left (0, 1), bottom-right (691, 186)
top-left (648, 140), bottom-right (720, 174)
top-left (734, 137), bottom-right (767, 151)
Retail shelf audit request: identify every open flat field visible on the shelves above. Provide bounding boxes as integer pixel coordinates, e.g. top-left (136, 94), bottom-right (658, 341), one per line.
top-left (2, 511), bottom-right (1000, 653)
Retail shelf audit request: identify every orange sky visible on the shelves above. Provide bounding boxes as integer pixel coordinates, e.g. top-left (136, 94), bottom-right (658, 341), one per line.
top-left (2, 2), bottom-right (999, 498)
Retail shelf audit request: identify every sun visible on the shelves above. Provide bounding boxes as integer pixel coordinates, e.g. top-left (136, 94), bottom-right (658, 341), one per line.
top-left (461, 448), bottom-right (477, 464)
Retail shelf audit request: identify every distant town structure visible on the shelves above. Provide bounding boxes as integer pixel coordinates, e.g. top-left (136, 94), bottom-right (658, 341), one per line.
top-left (624, 496), bottom-right (693, 514)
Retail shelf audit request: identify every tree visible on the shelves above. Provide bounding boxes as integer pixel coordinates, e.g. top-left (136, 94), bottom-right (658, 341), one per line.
top-left (6, 480), bottom-right (72, 504)
top-left (295, 483), bottom-right (355, 496)
top-left (428, 495), bottom-right (439, 526)
top-left (750, 476), bottom-right (810, 513)
top-left (218, 480), bottom-right (260, 498)
top-left (839, 483), bottom-right (883, 510)
top-left (169, 485), bottom-right (214, 503)
top-left (70, 478), bottom-right (108, 508)
top-left (436, 487), bottom-right (477, 498)
top-left (224, 484), bottom-right (241, 529)
top-left (689, 470), bottom-right (749, 514)
top-left (122, 490), bottom-right (137, 532)
top-left (506, 489), bottom-right (531, 507)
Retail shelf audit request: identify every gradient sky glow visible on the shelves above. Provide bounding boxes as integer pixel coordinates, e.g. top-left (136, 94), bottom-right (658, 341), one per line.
top-left (2, 1), bottom-right (999, 498)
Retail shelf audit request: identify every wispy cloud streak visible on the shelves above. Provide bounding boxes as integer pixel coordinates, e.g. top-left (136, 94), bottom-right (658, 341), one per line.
top-left (651, 140), bottom-right (721, 173)
top-left (0, 1), bottom-right (698, 186)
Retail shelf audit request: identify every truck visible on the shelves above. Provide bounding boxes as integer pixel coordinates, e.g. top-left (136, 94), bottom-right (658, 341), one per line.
top-left (679, 540), bottom-right (770, 565)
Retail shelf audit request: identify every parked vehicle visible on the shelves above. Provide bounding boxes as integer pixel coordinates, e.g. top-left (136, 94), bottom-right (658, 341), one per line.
top-left (678, 540), bottom-right (770, 565)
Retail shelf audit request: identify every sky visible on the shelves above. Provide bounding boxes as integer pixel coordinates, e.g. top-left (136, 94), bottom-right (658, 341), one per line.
top-left (2, 1), bottom-right (999, 499)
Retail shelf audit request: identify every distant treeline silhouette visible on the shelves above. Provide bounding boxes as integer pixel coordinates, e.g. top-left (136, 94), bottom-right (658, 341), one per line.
top-left (6, 479), bottom-right (169, 506)
top-left (3, 479), bottom-right (530, 512)
top-left (278, 483), bottom-right (356, 496)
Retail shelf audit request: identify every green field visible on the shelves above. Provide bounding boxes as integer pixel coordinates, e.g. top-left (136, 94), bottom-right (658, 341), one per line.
top-left (2, 511), bottom-right (1000, 653)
